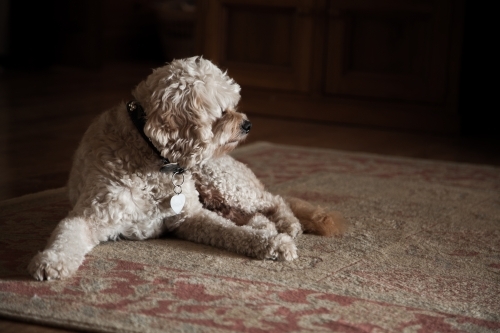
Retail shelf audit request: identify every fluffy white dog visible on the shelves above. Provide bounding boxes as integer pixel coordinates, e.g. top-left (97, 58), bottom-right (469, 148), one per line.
top-left (29, 57), bottom-right (344, 281)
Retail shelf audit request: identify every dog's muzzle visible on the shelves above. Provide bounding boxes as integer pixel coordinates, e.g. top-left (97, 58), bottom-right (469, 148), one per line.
top-left (241, 120), bottom-right (252, 134)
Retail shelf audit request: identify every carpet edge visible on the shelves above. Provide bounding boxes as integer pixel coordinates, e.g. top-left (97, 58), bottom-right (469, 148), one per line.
top-left (0, 187), bottom-right (67, 207)
top-left (237, 141), bottom-right (500, 170)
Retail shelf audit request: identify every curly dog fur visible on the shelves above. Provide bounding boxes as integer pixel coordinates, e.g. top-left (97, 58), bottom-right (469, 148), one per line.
top-left (28, 57), bottom-right (345, 281)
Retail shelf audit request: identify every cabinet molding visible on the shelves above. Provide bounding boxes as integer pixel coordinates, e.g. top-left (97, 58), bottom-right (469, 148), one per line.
top-left (199, 0), bottom-right (464, 133)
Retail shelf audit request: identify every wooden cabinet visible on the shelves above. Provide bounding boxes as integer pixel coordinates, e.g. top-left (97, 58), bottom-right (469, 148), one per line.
top-left (201, 0), bottom-right (318, 92)
top-left (326, 0), bottom-right (451, 103)
top-left (198, 0), bottom-right (464, 133)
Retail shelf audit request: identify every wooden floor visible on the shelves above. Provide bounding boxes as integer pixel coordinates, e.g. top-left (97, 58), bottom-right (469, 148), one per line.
top-left (0, 62), bottom-right (499, 332)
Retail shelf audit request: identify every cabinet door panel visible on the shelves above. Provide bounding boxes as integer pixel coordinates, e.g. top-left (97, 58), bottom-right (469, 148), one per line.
top-left (202, 0), bottom-right (316, 92)
top-left (326, 0), bottom-right (451, 103)
top-left (226, 6), bottom-right (294, 67)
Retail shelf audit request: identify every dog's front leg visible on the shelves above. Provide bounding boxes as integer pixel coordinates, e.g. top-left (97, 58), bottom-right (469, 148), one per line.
top-left (28, 214), bottom-right (98, 280)
top-left (175, 209), bottom-right (298, 261)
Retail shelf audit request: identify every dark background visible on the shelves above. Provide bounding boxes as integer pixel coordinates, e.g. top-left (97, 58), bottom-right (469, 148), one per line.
top-left (1, 0), bottom-right (495, 137)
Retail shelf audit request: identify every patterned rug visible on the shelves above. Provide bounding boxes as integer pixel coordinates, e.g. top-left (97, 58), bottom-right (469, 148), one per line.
top-left (0, 142), bottom-right (499, 333)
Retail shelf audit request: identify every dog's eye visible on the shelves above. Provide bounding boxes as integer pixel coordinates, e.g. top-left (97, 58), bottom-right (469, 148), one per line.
top-left (221, 109), bottom-right (227, 115)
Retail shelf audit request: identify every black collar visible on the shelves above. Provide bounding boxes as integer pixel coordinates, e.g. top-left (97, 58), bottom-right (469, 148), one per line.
top-left (126, 101), bottom-right (184, 174)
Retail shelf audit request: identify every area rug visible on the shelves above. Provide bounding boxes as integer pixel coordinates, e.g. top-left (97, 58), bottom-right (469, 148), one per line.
top-left (1, 142), bottom-right (499, 333)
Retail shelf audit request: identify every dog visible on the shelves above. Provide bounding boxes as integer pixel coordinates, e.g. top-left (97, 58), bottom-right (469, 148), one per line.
top-left (28, 57), bottom-right (344, 281)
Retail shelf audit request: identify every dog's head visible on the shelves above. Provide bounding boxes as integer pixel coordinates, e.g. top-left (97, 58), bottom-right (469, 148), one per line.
top-left (132, 56), bottom-right (250, 169)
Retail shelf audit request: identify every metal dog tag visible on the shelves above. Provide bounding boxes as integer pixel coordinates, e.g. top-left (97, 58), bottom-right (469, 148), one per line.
top-left (170, 194), bottom-right (185, 214)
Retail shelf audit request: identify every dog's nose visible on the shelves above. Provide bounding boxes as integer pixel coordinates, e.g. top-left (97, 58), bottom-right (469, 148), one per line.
top-left (241, 120), bottom-right (252, 133)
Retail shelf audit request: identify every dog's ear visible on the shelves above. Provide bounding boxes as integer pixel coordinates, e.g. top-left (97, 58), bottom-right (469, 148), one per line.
top-left (133, 76), bottom-right (214, 169)
top-left (145, 101), bottom-right (213, 169)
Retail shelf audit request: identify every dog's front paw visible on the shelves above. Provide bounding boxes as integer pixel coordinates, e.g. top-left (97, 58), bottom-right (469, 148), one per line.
top-left (28, 251), bottom-right (80, 281)
top-left (279, 220), bottom-right (303, 239)
top-left (273, 215), bottom-right (302, 239)
top-left (266, 234), bottom-right (298, 261)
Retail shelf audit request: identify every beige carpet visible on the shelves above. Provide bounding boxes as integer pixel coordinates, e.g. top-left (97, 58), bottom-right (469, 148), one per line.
top-left (0, 142), bottom-right (499, 332)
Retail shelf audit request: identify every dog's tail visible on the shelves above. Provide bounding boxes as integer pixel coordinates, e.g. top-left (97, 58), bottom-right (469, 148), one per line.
top-left (286, 197), bottom-right (346, 237)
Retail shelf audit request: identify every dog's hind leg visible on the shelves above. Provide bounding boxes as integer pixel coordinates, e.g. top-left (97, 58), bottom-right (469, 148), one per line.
top-left (28, 214), bottom-right (98, 280)
top-left (175, 209), bottom-right (298, 261)
top-left (285, 197), bottom-right (346, 237)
